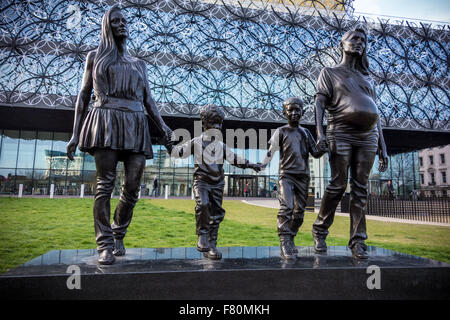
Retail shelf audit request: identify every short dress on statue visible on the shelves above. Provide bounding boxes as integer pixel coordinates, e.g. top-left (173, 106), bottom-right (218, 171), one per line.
top-left (78, 56), bottom-right (154, 159)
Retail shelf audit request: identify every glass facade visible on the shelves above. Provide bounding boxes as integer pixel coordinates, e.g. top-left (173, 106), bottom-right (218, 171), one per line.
top-left (0, 129), bottom-right (281, 197)
top-left (1, 1), bottom-right (448, 132)
top-left (0, 129), bottom-right (422, 198)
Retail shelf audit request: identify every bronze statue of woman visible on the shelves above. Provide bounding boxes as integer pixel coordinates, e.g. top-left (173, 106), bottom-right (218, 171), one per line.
top-left (66, 5), bottom-right (172, 265)
top-left (312, 28), bottom-right (388, 259)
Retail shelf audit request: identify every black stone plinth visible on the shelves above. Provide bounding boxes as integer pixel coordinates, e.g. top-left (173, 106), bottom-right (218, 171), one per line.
top-left (1, 246), bottom-right (449, 300)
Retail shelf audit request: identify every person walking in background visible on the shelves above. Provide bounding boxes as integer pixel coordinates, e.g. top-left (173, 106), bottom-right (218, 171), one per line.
top-left (272, 184), bottom-right (278, 198)
top-left (245, 182), bottom-right (250, 197)
top-left (151, 175), bottom-right (158, 197)
top-left (387, 180), bottom-right (394, 199)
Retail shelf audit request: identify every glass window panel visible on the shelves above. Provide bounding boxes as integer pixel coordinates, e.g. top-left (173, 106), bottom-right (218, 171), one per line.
top-left (15, 169), bottom-right (34, 195)
top-left (188, 154), bottom-right (194, 168)
top-left (173, 174), bottom-right (189, 196)
top-left (265, 175), bottom-right (273, 198)
top-left (82, 170), bottom-right (96, 196)
top-left (0, 130), bottom-right (19, 168)
top-left (159, 173), bottom-right (175, 196)
top-left (256, 149), bottom-right (268, 176)
top-left (159, 167), bottom-right (173, 175)
top-left (186, 173), bottom-right (192, 197)
top-left (268, 151), bottom-right (279, 176)
top-left (32, 169), bottom-right (50, 195)
top-left (154, 145), bottom-right (171, 170)
top-left (34, 132), bottom-right (53, 169)
top-left (17, 131), bottom-right (37, 169)
top-left (223, 162), bottom-right (232, 174)
top-left (145, 145), bottom-right (159, 167)
top-left (83, 153), bottom-right (96, 171)
top-left (51, 133), bottom-right (70, 170)
top-left (145, 145), bottom-right (161, 174)
top-left (145, 162), bottom-right (159, 174)
top-left (0, 168), bottom-right (16, 194)
top-left (49, 170), bottom-right (67, 195)
top-left (173, 157), bottom-right (189, 175)
top-left (228, 147), bottom-right (244, 175)
top-left (66, 170), bottom-right (83, 196)
top-left (248, 148), bottom-right (258, 166)
top-left (256, 176), bottom-right (268, 197)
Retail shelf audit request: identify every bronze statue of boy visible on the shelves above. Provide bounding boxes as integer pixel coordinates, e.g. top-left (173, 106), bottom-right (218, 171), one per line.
top-left (261, 97), bottom-right (325, 260)
top-left (166, 104), bottom-right (261, 260)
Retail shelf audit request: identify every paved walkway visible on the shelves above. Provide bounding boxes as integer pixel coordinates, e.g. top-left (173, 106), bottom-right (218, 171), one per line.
top-left (242, 199), bottom-right (450, 227)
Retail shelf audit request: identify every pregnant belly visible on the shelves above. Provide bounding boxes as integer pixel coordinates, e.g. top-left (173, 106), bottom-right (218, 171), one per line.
top-left (338, 96), bottom-right (379, 131)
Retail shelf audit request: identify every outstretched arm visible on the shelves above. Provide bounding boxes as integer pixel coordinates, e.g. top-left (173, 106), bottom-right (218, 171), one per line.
top-left (260, 129), bottom-right (280, 167)
top-left (377, 119), bottom-right (388, 172)
top-left (67, 50), bottom-right (95, 161)
top-left (166, 138), bottom-right (194, 159)
top-left (224, 143), bottom-right (262, 172)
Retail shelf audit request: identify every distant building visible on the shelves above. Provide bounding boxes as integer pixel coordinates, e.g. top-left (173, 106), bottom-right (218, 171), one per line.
top-left (418, 145), bottom-right (450, 197)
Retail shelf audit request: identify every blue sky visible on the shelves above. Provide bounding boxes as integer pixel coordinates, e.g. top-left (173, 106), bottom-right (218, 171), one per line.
top-left (353, 0), bottom-right (450, 23)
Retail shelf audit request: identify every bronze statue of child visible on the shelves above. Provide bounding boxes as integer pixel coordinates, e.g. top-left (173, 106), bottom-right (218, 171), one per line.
top-left (166, 104), bottom-right (261, 260)
top-left (261, 97), bottom-right (325, 260)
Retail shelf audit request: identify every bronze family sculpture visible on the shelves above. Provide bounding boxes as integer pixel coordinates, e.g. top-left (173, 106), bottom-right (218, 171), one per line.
top-left (312, 28), bottom-right (388, 259)
top-left (67, 3), bottom-right (387, 263)
top-left (66, 5), bottom-right (172, 265)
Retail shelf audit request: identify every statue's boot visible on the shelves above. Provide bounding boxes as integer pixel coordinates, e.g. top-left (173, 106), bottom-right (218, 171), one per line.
top-left (280, 235), bottom-right (296, 260)
top-left (291, 237), bottom-right (298, 254)
top-left (98, 249), bottom-right (115, 265)
top-left (203, 226), bottom-right (222, 260)
top-left (290, 217), bottom-right (303, 254)
top-left (195, 198), bottom-right (210, 252)
top-left (113, 238), bottom-right (126, 256)
top-left (313, 233), bottom-right (327, 253)
top-left (197, 233), bottom-right (210, 252)
top-left (350, 242), bottom-right (368, 260)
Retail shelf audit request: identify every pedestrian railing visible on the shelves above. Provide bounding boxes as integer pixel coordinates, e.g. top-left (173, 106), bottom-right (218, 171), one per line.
top-left (366, 196), bottom-right (450, 224)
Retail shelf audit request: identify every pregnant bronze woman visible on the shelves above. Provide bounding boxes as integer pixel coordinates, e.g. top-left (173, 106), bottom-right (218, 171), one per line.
top-left (312, 29), bottom-right (388, 259)
top-left (66, 5), bottom-right (171, 264)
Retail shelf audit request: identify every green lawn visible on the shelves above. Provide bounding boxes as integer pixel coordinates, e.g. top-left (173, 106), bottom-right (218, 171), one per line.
top-left (1, 197), bottom-right (449, 273)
